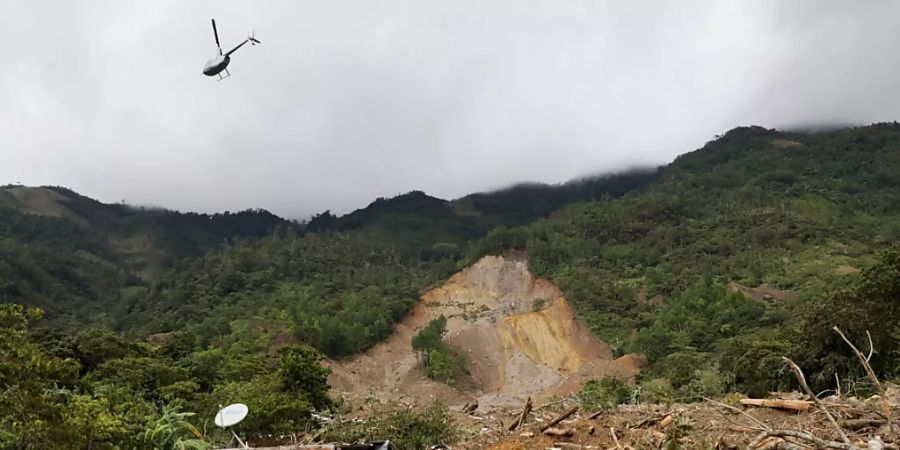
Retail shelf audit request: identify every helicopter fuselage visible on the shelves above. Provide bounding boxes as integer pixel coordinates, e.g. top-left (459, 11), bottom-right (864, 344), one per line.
top-left (202, 54), bottom-right (230, 76)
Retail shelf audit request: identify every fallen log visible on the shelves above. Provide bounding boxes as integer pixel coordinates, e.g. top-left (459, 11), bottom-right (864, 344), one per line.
top-left (554, 442), bottom-right (598, 449)
top-left (740, 398), bottom-right (812, 412)
top-left (843, 418), bottom-right (886, 430)
top-left (543, 427), bottom-right (575, 437)
top-left (627, 416), bottom-right (660, 429)
top-left (540, 405), bottom-right (579, 432)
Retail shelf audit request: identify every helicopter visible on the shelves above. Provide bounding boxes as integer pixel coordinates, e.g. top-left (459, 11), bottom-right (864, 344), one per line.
top-left (202, 19), bottom-right (260, 80)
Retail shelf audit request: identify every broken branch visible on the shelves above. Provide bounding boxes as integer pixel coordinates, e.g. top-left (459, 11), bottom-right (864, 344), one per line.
top-left (609, 427), bottom-right (622, 450)
top-left (739, 398), bottom-right (812, 412)
top-left (782, 357), bottom-right (852, 445)
top-left (507, 396), bottom-right (532, 431)
top-left (833, 327), bottom-right (881, 391)
top-left (750, 430), bottom-right (860, 450)
top-left (540, 405), bottom-right (579, 433)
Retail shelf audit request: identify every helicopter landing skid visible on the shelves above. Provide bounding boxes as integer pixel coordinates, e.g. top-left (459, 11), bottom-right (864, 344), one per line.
top-left (217, 69), bottom-right (231, 81)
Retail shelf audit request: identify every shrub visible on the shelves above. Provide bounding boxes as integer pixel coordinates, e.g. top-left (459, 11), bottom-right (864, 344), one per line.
top-left (321, 400), bottom-right (459, 450)
top-left (678, 366), bottom-right (732, 400)
top-left (412, 316), bottom-right (447, 358)
top-left (204, 375), bottom-right (313, 437)
top-left (426, 347), bottom-right (465, 383)
top-left (578, 376), bottom-right (635, 411)
top-left (640, 378), bottom-right (677, 405)
top-left (140, 405), bottom-right (209, 450)
top-left (278, 344), bottom-right (332, 410)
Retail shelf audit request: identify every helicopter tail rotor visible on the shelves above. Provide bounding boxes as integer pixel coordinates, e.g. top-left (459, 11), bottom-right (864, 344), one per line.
top-left (249, 29), bottom-right (261, 45)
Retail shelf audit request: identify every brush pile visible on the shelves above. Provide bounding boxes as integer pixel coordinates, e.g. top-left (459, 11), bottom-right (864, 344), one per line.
top-left (478, 327), bottom-right (899, 450)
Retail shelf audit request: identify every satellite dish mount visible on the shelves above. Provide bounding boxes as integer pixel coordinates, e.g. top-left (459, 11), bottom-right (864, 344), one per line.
top-left (215, 403), bottom-right (250, 449)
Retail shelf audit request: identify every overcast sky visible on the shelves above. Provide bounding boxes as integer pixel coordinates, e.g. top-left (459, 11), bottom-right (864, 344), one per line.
top-left (2, 1), bottom-right (899, 218)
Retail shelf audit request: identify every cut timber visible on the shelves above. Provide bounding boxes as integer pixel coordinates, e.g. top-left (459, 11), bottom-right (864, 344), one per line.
top-left (508, 396), bottom-right (533, 431)
top-left (659, 415), bottom-right (673, 429)
top-left (740, 398), bottom-right (812, 411)
top-left (543, 427), bottom-right (575, 437)
top-left (540, 405), bottom-right (579, 432)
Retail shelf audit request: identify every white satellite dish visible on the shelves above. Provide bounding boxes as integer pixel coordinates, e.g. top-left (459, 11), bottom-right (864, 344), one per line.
top-left (214, 403), bottom-right (249, 449)
top-left (215, 403), bottom-right (249, 428)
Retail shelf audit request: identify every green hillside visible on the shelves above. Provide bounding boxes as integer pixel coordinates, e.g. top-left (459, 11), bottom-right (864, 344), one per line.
top-left (473, 123), bottom-right (900, 393)
top-left (2, 124), bottom-right (899, 449)
top-left (0, 185), bottom-right (295, 325)
top-left (107, 123), bottom-right (900, 384)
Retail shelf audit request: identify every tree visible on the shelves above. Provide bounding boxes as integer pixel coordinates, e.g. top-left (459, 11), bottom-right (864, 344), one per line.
top-left (794, 245), bottom-right (900, 388)
top-left (412, 315), bottom-right (447, 366)
top-left (73, 327), bottom-right (146, 372)
top-left (62, 393), bottom-right (127, 450)
top-left (277, 344), bottom-right (332, 410)
top-left (89, 356), bottom-right (191, 401)
top-left (0, 304), bottom-right (79, 448)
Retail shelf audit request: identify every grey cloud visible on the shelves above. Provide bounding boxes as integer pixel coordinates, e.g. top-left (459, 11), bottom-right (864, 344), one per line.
top-left (2, 0), bottom-right (899, 218)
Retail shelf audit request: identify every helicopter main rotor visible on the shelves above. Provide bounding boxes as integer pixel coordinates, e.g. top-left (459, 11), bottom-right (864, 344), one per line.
top-left (203, 18), bottom-right (260, 80)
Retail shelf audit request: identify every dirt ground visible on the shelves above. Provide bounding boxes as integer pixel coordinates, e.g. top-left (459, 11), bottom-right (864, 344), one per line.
top-left (457, 392), bottom-right (899, 450)
top-left (253, 391), bottom-right (899, 450)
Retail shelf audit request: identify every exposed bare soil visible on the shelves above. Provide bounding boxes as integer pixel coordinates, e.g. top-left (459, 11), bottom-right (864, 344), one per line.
top-left (6, 186), bottom-right (88, 225)
top-left (835, 265), bottom-right (862, 275)
top-left (770, 139), bottom-right (804, 148)
top-left (329, 253), bottom-right (638, 411)
top-left (728, 282), bottom-right (799, 303)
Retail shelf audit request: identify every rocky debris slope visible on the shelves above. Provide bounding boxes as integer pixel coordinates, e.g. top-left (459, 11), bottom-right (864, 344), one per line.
top-left (329, 253), bottom-right (638, 409)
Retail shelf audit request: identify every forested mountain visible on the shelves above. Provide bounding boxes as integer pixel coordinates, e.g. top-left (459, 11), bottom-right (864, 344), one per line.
top-left (121, 124), bottom-right (899, 374)
top-left (305, 169), bottom-right (658, 258)
top-left (305, 190), bottom-right (488, 259)
top-left (0, 185), bottom-right (294, 324)
top-left (472, 123), bottom-right (900, 393)
top-left (451, 168), bottom-right (658, 225)
top-left (2, 124), bottom-right (899, 449)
